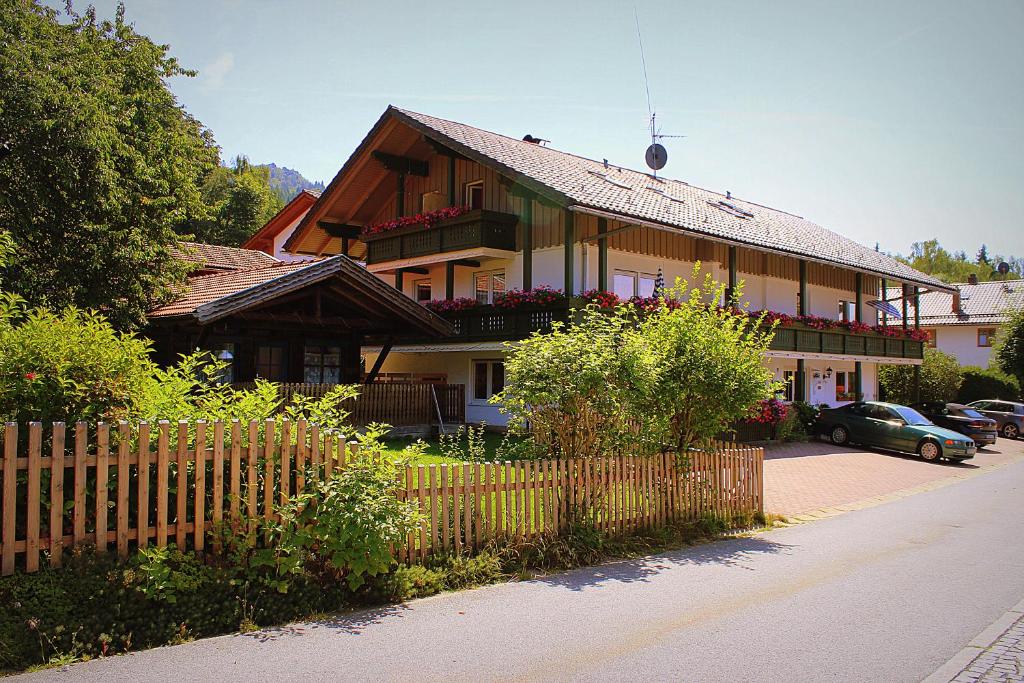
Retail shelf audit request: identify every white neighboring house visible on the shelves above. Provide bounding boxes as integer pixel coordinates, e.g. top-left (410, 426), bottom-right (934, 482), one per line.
top-left (892, 279), bottom-right (1024, 368)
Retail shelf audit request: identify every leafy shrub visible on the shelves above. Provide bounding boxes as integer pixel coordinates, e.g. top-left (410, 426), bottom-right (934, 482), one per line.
top-left (994, 306), bottom-right (1024, 388)
top-left (956, 366), bottom-right (1022, 403)
top-left (775, 409), bottom-right (809, 442)
top-left (267, 444), bottom-right (420, 590)
top-left (878, 347), bottom-right (963, 405)
top-left (0, 308), bottom-right (160, 426)
top-left (790, 401), bottom-right (821, 432)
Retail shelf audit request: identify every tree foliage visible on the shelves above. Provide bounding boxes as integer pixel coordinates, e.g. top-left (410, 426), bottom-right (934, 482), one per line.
top-left (895, 239), bottom-right (1022, 285)
top-left (956, 366), bottom-right (1021, 403)
top-left (878, 347), bottom-right (963, 405)
top-left (994, 305), bottom-right (1024, 388)
top-left (0, 1), bottom-right (219, 329)
top-left (185, 156), bottom-right (285, 247)
top-left (498, 268), bottom-right (778, 455)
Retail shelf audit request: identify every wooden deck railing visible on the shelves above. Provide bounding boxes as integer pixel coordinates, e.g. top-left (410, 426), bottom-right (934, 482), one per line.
top-left (0, 420), bottom-right (763, 575)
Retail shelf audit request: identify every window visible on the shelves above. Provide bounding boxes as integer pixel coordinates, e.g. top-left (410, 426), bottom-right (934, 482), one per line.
top-left (474, 270), bottom-right (505, 304)
top-left (304, 345), bottom-right (341, 384)
top-left (415, 279), bottom-right (432, 303)
top-left (473, 360), bottom-right (504, 401)
top-left (782, 370), bottom-right (795, 402)
top-left (978, 328), bottom-right (996, 347)
top-left (210, 342), bottom-right (235, 384)
top-left (612, 270), bottom-right (658, 299)
top-left (464, 181), bottom-right (484, 210)
top-left (256, 345), bottom-right (286, 381)
top-left (835, 371), bottom-right (854, 401)
top-left (839, 300), bottom-right (856, 322)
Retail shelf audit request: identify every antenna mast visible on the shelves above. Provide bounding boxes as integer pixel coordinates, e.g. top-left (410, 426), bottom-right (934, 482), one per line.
top-left (635, 5), bottom-right (684, 177)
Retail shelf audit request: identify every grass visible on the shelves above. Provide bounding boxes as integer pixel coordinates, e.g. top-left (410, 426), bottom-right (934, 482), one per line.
top-left (381, 431), bottom-right (514, 465)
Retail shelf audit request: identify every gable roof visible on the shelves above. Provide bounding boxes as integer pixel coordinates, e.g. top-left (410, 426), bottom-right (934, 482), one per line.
top-left (173, 241), bottom-right (280, 272)
top-left (241, 189), bottom-right (321, 255)
top-left (148, 255), bottom-right (453, 337)
top-left (289, 106), bottom-right (953, 293)
top-left (887, 280), bottom-right (1024, 326)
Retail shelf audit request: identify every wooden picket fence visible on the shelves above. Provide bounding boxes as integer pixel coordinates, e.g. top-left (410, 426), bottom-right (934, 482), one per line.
top-left (0, 420), bottom-right (762, 575)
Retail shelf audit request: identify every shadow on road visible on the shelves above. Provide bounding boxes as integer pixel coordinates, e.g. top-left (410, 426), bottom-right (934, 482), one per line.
top-left (243, 603), bottom-right (413, 641)
top-left (530, 535), bottom-right (794, 592)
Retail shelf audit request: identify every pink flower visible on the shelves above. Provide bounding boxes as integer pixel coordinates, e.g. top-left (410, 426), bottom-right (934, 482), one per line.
top-left (362, 206), bottom-right (472, 236)
top-left (24, 372), bottom-right (36, 380)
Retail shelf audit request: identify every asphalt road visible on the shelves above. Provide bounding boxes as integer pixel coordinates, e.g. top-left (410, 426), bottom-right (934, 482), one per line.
top-left (18, 458), bottom-right (1024, 683)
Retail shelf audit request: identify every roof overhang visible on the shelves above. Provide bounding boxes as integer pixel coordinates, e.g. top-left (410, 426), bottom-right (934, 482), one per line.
top-left (158, 256), bottom-right (453, 337)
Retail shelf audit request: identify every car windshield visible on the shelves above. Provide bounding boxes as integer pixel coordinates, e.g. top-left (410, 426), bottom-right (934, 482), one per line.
top-left (891, 406), bottom-right (933, 426)
top-left (959, 408), bottom-right (986, 419)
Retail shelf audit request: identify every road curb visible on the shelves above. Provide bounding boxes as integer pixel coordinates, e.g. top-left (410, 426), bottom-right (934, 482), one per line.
top-left (923, 601), bottom-right (1024, 682)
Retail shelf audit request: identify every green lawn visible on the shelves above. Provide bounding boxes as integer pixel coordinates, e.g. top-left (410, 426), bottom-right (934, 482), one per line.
top-left (381, 430), bottom-right (512, 465)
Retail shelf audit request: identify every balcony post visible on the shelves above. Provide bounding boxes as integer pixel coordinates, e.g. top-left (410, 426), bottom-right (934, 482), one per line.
top-left (448, 155), bottom-right (457, 207)
top-left (855, 272), bottom-right (863, 400)
top-left (445, 262), bottom-right (455, 300)
top-left (881, 278), bottom-right (888, 326)
top-left (598, 217), bottom-right (608, 292)
top-left (796, 359), bottom-right (806, 402)
top-left (727, 246), bottom-right (738, 303)
top-left (395, 269), bottom-right (404, 295)
top-left (902, 285), bottom-right (909, 331)
top-left (522, 197), bottom-right (533, 290)
top-left (564, 210), bottom-right (575, 296)
top-left (914, 285), bottom-right (921, 402)
top-left (798, 260), bottom-right (807, 316)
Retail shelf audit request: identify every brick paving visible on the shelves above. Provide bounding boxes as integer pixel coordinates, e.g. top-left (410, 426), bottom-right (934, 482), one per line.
top-left (952, 612), bottom-right (1024, 682)
top-left (763, 438), bottom-right (1024, 517)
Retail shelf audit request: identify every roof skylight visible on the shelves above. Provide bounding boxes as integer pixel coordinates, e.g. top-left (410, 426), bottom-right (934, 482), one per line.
top-left (710, 200), bottom-right (754, 219)
top-left (587, 170), bottom-right (632, 190)
top-left (647, 186), bottom-right (685, 204)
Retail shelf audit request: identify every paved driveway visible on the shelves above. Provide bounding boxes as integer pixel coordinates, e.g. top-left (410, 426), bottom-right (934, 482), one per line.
top-left (764, 436), bottom-right (1024, 517)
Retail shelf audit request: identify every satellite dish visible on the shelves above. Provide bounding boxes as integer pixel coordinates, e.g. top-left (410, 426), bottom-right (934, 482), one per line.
top-left (998, 261), bottom-right (1010, 275)
top-left (646, 143), bottom-right (667, 171)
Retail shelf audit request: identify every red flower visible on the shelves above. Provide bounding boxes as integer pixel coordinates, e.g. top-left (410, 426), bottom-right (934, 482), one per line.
top-left (422, 297), bottom-right (480, 314)
top-left (494, 286), bottom-right (567, 309)
top-left (24, 372), bottom-right (36, 380)
top-left (362, 206), bottom-right (472, 236)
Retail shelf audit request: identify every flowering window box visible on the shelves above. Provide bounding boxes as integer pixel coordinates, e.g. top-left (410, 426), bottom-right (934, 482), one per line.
top-left (362, 209), bottom-right (518, 264)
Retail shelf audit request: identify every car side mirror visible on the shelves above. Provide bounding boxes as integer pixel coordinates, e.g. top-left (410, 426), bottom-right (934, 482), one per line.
top-left (888, 419), bottom-right (906, 426)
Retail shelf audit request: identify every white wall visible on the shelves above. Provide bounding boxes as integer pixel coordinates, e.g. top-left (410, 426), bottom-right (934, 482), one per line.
top-left (271, 215), bottom-right (315, 263)
top-left (933, 326), bottom-right (993, 368)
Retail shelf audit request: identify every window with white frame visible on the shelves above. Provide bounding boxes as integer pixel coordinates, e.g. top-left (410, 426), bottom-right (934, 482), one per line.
top-left (414, 279), bottom-right (432, 303)
top-left (978, 328), bottom-right (997, 347)
top-left (612, 270), bottom-right (657, 299)
top-left (473, 360), bottom-right (504, 401)
top-left (474, 270), bottom-right (505, 304)
top-left (304, 344), bottom-right (341, 384)
top-left (464, 181), bottom-right (484, 210)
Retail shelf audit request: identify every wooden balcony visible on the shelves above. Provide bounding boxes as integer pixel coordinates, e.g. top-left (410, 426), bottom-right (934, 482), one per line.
top-left (768, 325), bottom-right (924, 360)
top-left (363, 209), bottom-right (518, 265)
top-left (428, 303), bottom-right (925, 360)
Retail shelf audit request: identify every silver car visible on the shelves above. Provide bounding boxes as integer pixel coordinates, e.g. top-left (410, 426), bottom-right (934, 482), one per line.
top-left (967, 400), bottom-right (1024, 439)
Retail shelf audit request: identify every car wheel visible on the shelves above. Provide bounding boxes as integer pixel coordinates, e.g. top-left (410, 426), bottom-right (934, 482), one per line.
top-left (918, 440), bottom-right (942, 462)
top-left (830, 425), bottom-right (850, 446)
top-left (1001, 423), bottom-right (1020, 440)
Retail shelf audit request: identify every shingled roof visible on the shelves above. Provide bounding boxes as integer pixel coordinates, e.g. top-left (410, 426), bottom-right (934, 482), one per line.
top-left (148, 255), bottom-right (453, 336)
top-left (173, 241), bottom-right (280, 272)
top-left (293, 106), bottom-right (952, 292)
top-left (887, 280), bottom-right (1024, 326)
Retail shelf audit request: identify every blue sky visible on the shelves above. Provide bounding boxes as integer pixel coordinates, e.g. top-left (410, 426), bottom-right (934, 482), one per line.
top-left (60, 0), bottom-right (1023, 258)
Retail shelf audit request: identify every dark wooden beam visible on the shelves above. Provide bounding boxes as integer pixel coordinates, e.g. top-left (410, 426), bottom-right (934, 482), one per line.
top-left (364, 338), bottom-right (394, 384)
top-left (796, 358), bottom-right (806, 402)
top-left (425, 137), bottom-right (468, 161)
top-left (881, 278), bottom-right (888, 326)
top-left (448, 259), bottom-right (480, 268)
top-left (564, 210), bottom-right (575, 297)
top-left (445, 261), bottom-right (455, 300)
top-left (597, 217), bottom-right (608, 292)
top-left (317, 221), bottom-right (362, 239)
top-left (798, 260), bottom-right (808, 316)
top-left (855, 272), bottom-right (863, 322)
top-left (398, 267), bottom-right (429, 275)
top-left (396, 172), bottom-right (405, 217)
top-left (371, 150), bottom-right (429, 177)
top-left (727, 246), bottom-right (738, 303)
top-left (522, 198), bottom-right (533, 290)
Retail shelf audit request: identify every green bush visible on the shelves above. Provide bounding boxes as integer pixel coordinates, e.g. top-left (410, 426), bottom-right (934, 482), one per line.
top-left (879, 347), bottom-right (963, 405)
top-left (266, 437), bottom-right (420, 591)
top-left (956, 367), bottom-right (1022, 403)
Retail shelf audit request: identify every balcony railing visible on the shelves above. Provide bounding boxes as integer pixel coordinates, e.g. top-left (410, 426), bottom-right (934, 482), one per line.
top-left (363, 209), bottom-right (519, 264)
top-left (425, 301), bottom-right (924, 359)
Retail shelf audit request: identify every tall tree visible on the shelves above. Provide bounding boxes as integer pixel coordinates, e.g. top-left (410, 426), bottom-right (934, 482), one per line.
top-left (0, 1), bottom-right (219, 329)
top-left (186, 156), bottom-right (284, 246)
top-left (977, 244), bottom-right (989, 265)
top-left (897, 239), bottom-right (1022, 285)
top-left (994, 306), bottom-right (1024, 389)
